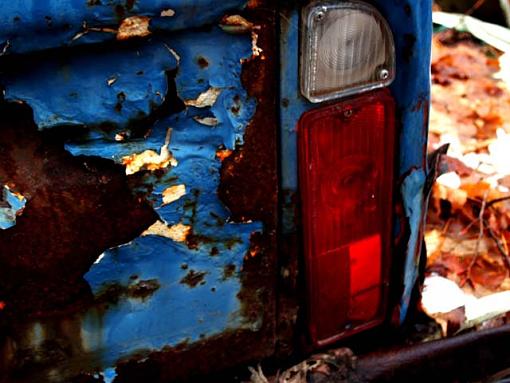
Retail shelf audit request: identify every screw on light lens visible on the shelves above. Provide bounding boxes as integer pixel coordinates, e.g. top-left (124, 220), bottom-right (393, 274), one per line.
top-left (379, 69), bottom-right (389, 80)
top-left (314, 9), bottom-right (326, 22)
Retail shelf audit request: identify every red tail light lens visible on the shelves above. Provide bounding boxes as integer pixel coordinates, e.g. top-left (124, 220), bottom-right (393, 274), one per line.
top-left (298, 89), bottom-right (395, 346)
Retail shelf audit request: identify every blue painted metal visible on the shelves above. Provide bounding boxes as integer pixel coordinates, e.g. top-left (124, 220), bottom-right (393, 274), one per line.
top-left (2, 42), bottom-right (178, 129)
top-left (279, 1), bottom-right (432, 322)
top-left (0, 22), bottom-right (264, 380)
top-left (0, 185), bottom-right (26, 230)
top-left (0, 0), bottom-right (247, 55)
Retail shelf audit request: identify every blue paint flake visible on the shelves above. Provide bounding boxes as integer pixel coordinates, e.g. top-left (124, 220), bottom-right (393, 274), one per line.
top-left (400, 168), bottom-right (426, 323)
top-left (0, 185), bottom-right (26, 230)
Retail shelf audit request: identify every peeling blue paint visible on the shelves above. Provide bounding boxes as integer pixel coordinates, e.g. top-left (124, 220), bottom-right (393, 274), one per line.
top-left (2, 42), bottom-right (178, 129)
top-left (71, 28), bottom-right (262, 367)
top-left (400, 167), bottom-right (426, 323)
top-left (0, 0), bottom-right (248, 56)
top-left (0, 25), bottom-right (263, 376)
top-left (279, 1), bottom-right (432, 322)
top-left (83, 232), bottom-right (256, 366)
top-left (102, 367), bottom-right (117, 383)
top-left (0, 185), bottom-right (26, 230)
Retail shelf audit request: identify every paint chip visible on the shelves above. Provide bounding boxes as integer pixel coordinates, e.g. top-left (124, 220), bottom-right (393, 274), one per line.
top-left (121, 128), bottom-right (177, 175)
top-left (184, 88), bottom-right (221, 108)
top-left (162, 184), bottom-right (186, 205)
top-left (142, 221), bottom-right (191, 242)
top-left (0, 185), bottom-right (26, 230)
top-left (94, 253), bottom-right (107, 265)
top-left (219, 15), bottom-right (256, 34)
top-left (163, 43), bottom-right (180, 62)
top-left (193, 116), bottom-right (219, 126)
top-left (242, 31), bottom-right (263, 63)
top-left (117, 16), bottom-right (151, 41)
top-left (160, 8), bottom-right (175, 17)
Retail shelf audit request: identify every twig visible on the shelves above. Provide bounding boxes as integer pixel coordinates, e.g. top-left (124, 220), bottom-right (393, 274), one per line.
top-left (466, 0), bottom-right (487, 16)
top-left (460, 217), bottom-right (479, 235)
top-left (467, 195), bottom-right (510, 210)
top-left (484, 218), bottom-right (510, 270)
top-left (464, 190), bottom-right (489, 285)
top-left (442, 218), bottom-right (452, 234)
top-left (502, 233), bottom-right (509, 255)
top-left (486, 195), bottom-right (510, 209)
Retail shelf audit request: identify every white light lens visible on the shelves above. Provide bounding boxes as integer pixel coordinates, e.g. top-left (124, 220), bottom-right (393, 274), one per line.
top-left (301, 1), bottom-right (395, 103)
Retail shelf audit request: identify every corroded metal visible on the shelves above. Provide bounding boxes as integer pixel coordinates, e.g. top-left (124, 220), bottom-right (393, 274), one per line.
top-left (0, 1), bottom-right (277, 382)
top-left (0, 0), bottom-right (248, 55)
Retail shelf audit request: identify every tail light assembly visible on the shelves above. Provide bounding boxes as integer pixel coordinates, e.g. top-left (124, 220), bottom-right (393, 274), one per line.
top-left (298, 1), bottom-right (396, 346)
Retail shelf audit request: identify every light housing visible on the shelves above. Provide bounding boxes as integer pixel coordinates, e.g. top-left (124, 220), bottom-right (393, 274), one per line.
top-left (298, 89), bottom-right (395, 346)
top-left (301, 1), bottom-right (395, 103)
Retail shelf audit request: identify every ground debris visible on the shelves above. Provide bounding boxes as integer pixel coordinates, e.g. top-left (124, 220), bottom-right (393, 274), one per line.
top-left (246, 349), bottom-right (358, 383)
top-left (424, 26), bottom-right (510, 333)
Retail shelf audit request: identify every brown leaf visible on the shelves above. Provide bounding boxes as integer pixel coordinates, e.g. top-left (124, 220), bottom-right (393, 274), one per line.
top-left (470, 254), bottom-right (508, 290)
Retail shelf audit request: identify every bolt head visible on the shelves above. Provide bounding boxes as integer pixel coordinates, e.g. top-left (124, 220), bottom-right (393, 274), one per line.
top-left (314, 7), bottom-right (327, 22)
top-left (379, 68), bottom-right (390, 80)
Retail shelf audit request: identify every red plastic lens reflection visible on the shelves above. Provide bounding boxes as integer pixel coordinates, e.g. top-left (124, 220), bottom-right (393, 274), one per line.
top-left (298, 89), bottom-right (395, 346)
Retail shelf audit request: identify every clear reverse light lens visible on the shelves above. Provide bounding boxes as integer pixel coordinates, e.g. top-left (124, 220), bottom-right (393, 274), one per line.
top-left (301, 1), bottom-right (395, 103)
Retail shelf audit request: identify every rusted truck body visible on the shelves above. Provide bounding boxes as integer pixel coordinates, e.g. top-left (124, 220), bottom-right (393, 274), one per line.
top-left (0, 1), bottom-right (433, 382)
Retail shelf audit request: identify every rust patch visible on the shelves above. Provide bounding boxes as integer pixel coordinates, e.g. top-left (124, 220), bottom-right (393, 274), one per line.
top-left (112, 231), bottom-right (278, 382)
top-left (216, 149), bottom-right (233, 162)
top-left (113, 328), bottom-right (271, 382)
top-left (0, 101), bottom-right (157, 317)
top-left (216, 7), bottom-right (278, 368)
top-left (246, 0), bottom-right (264, 8)
top-left (218, 9), bottom-right (277, 225)
top-left (179, 270), bottom-right (207, 288)
top-left (117, 16), bottom-right (151, 41)
top-left (222, 264), bottom-right (236, 280)
top-left (127, 279), bottom-right (160, 300)
top-left (197, 56), bottom-right (209, 69)
top-left (94, 279), bottom-right (160, 304)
